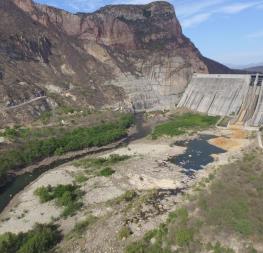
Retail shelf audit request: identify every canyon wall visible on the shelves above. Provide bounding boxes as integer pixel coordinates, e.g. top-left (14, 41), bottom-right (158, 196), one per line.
top-left (0, 0), bottom-right (234, 126)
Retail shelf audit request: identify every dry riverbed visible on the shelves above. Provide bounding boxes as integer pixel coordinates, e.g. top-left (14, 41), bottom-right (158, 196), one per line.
top-left (0, 127), bottom-right (253, 253)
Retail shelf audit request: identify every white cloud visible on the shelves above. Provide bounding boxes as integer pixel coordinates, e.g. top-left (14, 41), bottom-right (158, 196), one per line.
top-left (176, 0), bottom-right (263, 29)
top-left (174, 0), bottom-right (226, 18)
top-left (182, 13), bottom-right (211, 28)
top-left (35, 0), bottom-right (263, 23)
top-left (221, 2), bottom-right (262, 14)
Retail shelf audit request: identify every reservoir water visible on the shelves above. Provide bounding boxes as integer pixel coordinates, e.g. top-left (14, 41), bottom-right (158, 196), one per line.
top-left (169, 135), bottom-right (226, 176)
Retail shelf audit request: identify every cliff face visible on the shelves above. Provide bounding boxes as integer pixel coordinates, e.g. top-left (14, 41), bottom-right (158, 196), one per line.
top-left (0, 0), bottom-right (233, 125)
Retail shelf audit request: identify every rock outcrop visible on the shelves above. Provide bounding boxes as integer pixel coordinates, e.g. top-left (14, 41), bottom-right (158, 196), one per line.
top-left (0, 0), bottom-right (234, 126)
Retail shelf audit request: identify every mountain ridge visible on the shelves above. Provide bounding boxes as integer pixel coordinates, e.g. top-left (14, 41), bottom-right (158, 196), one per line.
top-left (244, 66), bottom-right (263, 73)
top-left (0, 0), bottom-right (234, 126)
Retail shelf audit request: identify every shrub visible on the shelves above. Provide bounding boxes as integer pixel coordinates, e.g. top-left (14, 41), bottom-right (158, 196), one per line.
top-left (74, 173), bottom-right (88, 183)
top-left (0, 114), bottom-right (134, 186)
top-left (0, 224), bottom-right (61, 253)
top-left (34, 184), bottom-right (83, 217)
top-left (75, 154), bottom-right (130, 169)
top-left (98, 167), bottom-right (115, 177)
top-left (71, 215), bottom-right (98, 235)
top-left (152, 113), bottom-right (218, 139)
top-left (210, 242), bottom-right (235, 253)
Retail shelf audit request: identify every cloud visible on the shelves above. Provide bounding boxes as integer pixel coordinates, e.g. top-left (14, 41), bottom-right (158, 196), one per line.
top-left (177, 0), bottom-right (263, 28)
top-left (182, 13), bottom-right (211, 28)
top-left (112, 0), bottom-right (153, 5)
top-left (67, 0), bottom-right (105, 12)
top-left (37, 0), bottom-right (108, 12)
top-left (221, 2), bottom-right (262, 14)
top-left (35, 0), bottom-right (263, 25)
top-left (257, 3), bottom-right (263, 9)
top-left (247, 30), bottom-right (263, 39)
top-left (175, 0), bottom-right (226, 18)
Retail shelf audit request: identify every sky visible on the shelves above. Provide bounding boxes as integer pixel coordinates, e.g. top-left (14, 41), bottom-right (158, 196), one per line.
top-left (34, 0), bottom-right (263, 67)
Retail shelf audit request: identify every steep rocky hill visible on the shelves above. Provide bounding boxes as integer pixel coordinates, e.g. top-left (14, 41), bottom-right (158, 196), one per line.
top-left (0, 0), bottom-right (233, 126)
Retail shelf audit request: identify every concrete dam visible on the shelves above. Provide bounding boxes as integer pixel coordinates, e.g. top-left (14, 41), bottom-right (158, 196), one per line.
top-left (178, 73), bottom-right (263, 127)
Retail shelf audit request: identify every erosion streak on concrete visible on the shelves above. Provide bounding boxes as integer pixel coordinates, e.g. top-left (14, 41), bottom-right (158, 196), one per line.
top-left (178, 74), bottom-right (250, 117)
top-left (178, 73), bottom-right (263, 127)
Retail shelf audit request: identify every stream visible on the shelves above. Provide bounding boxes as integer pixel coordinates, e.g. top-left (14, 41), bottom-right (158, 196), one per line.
top-left (0, 113), bottom-right (151, 213)
top-left (0, 118), bottom-right (226, 213)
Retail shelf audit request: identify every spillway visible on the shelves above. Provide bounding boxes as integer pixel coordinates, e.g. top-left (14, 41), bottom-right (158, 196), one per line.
top-left (178, 73), bottom-right (263, 127)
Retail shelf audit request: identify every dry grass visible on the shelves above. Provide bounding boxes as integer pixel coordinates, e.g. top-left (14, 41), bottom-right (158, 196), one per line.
top-left (125, 149), bottom-right (263, 253)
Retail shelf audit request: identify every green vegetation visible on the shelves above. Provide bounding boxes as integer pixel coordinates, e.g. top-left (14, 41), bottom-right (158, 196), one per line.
top-left (0, 114), bottom-right (134, 185)
top-left (126, 150), bottom-right (263, 253)
top-left (217, 116), bottom-right (231, 127)
top-left (125, 223), bottom-right (170, 253)
top-left (0, 125), bottom-right (67, 142)
top-left (74, 154), bottom-right (131, 169)
top-left (74, 154), bottom-right (131, 178)
top-left (198, 150), bottom-right (263, 238)
top-left (98, 167), bottom-right (115, 177)
top-left (118, 226), bottom-right (132, 240)
top-left (39, 111), bottom-right (52, 124)
top-left (38, 106), bottom-right (92, 124)
top-left (0, 224), bottom-right (61, 253)
top-left (74, 172), bottom-right (88, 183)
top-left (207, 242), bottom-right (235, 253)
top-left (107, 190), bottom-right (138, 206)
top-left (152, 113), bottom-right (219, 139)
top-left (70, 215), bottom-right (98, 237)
top-left (34, 184), bottom-right (83, 217)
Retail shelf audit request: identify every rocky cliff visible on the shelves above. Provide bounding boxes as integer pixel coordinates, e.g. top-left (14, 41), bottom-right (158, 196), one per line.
top-left (0, 0), bottom-right (233, 126)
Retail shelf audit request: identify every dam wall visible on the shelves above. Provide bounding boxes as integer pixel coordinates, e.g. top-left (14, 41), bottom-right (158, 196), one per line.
top-left (178, 73), bottom-right (263, 127)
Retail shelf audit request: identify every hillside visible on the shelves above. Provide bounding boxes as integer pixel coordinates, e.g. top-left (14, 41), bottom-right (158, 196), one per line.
top-left (0, 0), bottom-right (234, 126)
top-left (245, 66), bottom-right (263, 73)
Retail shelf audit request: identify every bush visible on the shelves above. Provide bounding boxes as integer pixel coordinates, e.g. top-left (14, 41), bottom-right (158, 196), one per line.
top-left (34, 184), bottom-right (83, 217)
top-left (0, 114), bottom-right (134, 185)
top-left (74, 173), bottom-right (88, 183)
top-left (0, 224), bottom-right (61, 253)
top-left (75, 154), bottom-right (131, 169)
top-left (71, 215), bottom-right (98, 236)
top-left (98, 167), bottom-right (115, 177)
top-left (152, 113), bottom-right (219, 139)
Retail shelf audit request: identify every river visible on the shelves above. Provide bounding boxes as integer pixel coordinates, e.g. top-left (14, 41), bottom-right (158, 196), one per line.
top-left (0, 113), bottom-right (151, 213)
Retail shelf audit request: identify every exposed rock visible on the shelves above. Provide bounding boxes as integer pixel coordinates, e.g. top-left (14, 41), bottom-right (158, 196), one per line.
top-left (0, 0), bottom-right (234, 125)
